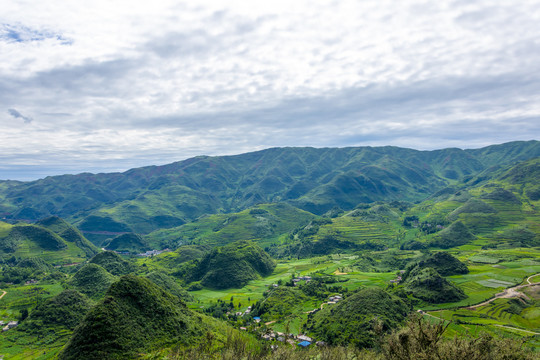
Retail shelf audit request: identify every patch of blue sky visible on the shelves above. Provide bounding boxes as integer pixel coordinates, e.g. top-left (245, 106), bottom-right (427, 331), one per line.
top-left (0, 23), bottom-right (71, 44)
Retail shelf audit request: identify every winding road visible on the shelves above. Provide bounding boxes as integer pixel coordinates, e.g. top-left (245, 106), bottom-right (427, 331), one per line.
top-left (422, 273), bottom-right (540, 335)
top-left (464, 275), bottom-right (539, 310)
top-left (0, 290), bottom-right (6, 300)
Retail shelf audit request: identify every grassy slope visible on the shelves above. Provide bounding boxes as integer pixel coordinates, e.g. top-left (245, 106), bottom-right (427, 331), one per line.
top-left (1, 141), bottom-right (538, 234)
top-left (146, 203), bottom-right (316, 249)
top-left (0, 222), bottom-right (92, 265)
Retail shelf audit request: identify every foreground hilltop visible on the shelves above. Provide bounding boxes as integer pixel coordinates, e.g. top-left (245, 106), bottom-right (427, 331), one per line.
top-left (0, 141), bottom-right (539, 235)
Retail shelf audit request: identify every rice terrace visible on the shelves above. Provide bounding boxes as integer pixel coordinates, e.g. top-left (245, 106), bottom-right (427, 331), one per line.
top-left (1, 0), bottom-right (540, 358)
top-left (0, 142), bottom-right (539, 359)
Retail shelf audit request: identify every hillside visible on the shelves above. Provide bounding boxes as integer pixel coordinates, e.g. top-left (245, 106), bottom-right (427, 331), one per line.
top-left (0, 217), bottom-right (101, 268)
top-left (189, 240), bottom-right (276, 289)
top-left (401, 267), bottom-right (467, 304)
top-left (145, 271), bottom-right (193, 302)
top-left (88, 251), bottom-right (137, 276)
top-left (1, 224), bottom-right (66, 252)
top-left (0, 141), bottom-right (538, 234)
top-left (68, 263), bottom-right (117, 299)
top-left (410, 252), bottom-right (469, 277)
top-left (36, 216), bottom-right (99, 257)
top-left (103, 233), bottom-right (151, 254)
top-left (305, 287), bottom-right (410, 348)
top-left (146, 202), bottom-right (316, 249)
top-left (58, 275), bottom-right (216, 359)
top-left (17, 289), bottom-right (92, 334)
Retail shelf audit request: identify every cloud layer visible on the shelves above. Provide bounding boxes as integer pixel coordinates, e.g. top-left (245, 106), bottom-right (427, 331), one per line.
top-left (1, 0), bottom-right (539, 180)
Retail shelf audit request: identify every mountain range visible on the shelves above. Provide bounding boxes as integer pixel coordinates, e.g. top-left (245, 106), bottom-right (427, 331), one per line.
top-left (1, 140), bottom-right (539, 236)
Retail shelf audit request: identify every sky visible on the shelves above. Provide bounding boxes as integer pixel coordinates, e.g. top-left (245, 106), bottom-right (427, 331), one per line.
top-left (1, 0), bottom-right (540, 181)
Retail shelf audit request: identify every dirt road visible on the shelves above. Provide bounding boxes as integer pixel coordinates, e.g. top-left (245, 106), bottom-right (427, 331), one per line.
top-left (465, 275), bottom-right (539, 310)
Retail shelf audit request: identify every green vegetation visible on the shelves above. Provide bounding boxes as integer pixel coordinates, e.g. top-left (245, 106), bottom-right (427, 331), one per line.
top-left (430, 221), bottom-right (476, 249)
top-left (36, 216), bottom-right (98, 257)
top-left (0, 257), bottom-right (53, 284)
top-left (147, 203), bottom-right (315, 249)
top-left (447, 198), bottom-right (497, 221)
top-left (401, 267), bottom-right (466, 304)
top-left (68, 263), bottom-right (117, 299)
top-left (411, 252), bottom-right (469, 277)
top-left (88, 251), bottom-right (137, 275)
top-left (1, 141), bottom-right (538, 231)
top-left (58, 275), bottom-right (217, 360)
top-left (146, 270), bottom-right (193, 302)
top-left (188, 240), bottom-right (276, 289)
top-left (0, 217), bottom-right (98, 265)
top-left (3, 225), bottom-right (67, 252)
top-left (0, 143), bottom-right (539, 357)
top-left (305, 287), bottom-right (409, 348)
top-left (18, 289), bottom-right (92, 333)
top-left (103, 233), bottom-right (151, 254)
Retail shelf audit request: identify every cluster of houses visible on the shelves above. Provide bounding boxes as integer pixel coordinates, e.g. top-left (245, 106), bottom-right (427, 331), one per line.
top-left (1, 320), bottom-right (18, 332)
top-left (258, 331), bottom-right (325, 347)
top-left (232, 305), bottom-right (253, 317)
top-left (292, 276), bottom-right (312, 285)
top-left (389, 270), bottom-right (406, 284)
top-left (307, 294), bottom-right (343, 315)
top-left (246, 293), bottom-right (344, 348)
top-left (137, 249), bottom-right (170, 257)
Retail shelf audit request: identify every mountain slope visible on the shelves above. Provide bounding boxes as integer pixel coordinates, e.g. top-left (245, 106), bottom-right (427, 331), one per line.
top-left (305, 287), bottom-right (410, 348)
top-left (189, 240), bottom-right (276, 289)
top-left (58, 275), bottom-right (216, 360)
top-left (1, 141), bottom-right (538, 234)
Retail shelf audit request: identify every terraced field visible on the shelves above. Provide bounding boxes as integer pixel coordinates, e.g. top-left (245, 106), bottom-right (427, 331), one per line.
top-left (307, 216), bottom-right (400, 250)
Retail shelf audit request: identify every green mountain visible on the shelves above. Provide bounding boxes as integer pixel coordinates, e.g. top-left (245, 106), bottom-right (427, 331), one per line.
top-left (1, 224), bottom-right (66, 252)
top-left (1, 141), bottom-right (538, 234)
top-left (410, 252), bottom-right (469, 277)
top-left (103, 233), bottom-right (151, 254)
top-left (69, 263), bottom-right (117, 299)
top-left (401, 267), bottom-right (466, 304)
top-left (36, 216), bottom-right (99, 257)
top-left (189, 240), bottom-right (276, 289)
top-left (145, 270), bottom-right (193, 302)
top-left (18, 289), bottom-right (92, 334)
top-left (58, 275), bottom-right (217, 360)
top-left (305, 287), bottom-right (410, 348)
top-left (429, 221), bottom-right (476, 249)
top-left (146, 202), bottom-right (315, 249)
top-left (88, 251), bottom-right (137, 276)
top-left (0, 256), bottom-right (54, 284)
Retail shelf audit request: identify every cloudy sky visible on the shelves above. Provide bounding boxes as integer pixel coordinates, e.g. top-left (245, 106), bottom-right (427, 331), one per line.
top-left (1, 0), bottom-right (540, 180)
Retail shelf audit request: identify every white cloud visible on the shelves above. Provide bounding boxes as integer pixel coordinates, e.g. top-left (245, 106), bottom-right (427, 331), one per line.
top-left (0, 0), bottom-right (539, 179)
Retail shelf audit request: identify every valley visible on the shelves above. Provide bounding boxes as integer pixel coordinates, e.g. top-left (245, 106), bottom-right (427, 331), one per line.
top-left (0, 141), bottom-right (539, 359)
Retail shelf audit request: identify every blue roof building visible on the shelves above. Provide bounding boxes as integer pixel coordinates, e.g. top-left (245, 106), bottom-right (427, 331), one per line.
top-left (297, 341), bottom-right (311, 347)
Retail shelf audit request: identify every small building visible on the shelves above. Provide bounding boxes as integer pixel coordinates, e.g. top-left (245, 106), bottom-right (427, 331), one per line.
top-left (297, 341), bottom-right (311, 348)
top-left (253, 316), bottom-right (261, 323)
top-left (2, 321), bottom-right (18, 332)
top-left (297, 335), bottom-right (312, 342)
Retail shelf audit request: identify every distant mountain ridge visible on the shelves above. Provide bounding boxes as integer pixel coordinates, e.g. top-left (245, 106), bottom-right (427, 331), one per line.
top-left (0, 141), bottom-right (538, 234)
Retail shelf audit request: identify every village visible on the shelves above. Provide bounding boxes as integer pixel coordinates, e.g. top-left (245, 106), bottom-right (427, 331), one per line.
top-left (230, 275), bottom-right (344, 349)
